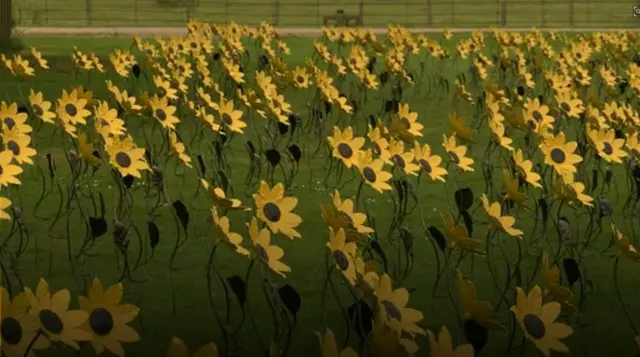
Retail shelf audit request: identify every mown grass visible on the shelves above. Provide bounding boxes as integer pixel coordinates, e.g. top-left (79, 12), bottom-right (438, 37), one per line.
top-left (13, 0), bottom-right (636, 28)
top-left (0, 34), bottom-right (639, 357)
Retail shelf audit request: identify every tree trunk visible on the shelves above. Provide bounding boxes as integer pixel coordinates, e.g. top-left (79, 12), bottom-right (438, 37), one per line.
top-left (0, 0), bottom-right (11, 50)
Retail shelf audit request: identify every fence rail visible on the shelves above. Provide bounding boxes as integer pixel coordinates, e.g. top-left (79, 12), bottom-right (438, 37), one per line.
top-left (13, 0), bottom-right (638, 28)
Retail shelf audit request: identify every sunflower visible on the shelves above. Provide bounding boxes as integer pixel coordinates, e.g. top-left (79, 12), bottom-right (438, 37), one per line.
top-left (539, 132), bottom-right (582, 175)
top-left (449, 112), bottom-right (474, 144)
top-left (371, 310), bottom-right (418, 357)
top-left (0, 196), bottom-right (11, 220)
top-left (455, 270), bottom-right (504, 332)
top-left (554, 173), bottom-right (593, 207)
top-left (94, 101), bottom-right (126, 139)
top-left (291, 67), bottom-right (310, 88)
top-left (554, 90), bottom-right (584, 119)
top-left (149, 95), bottom-right (180, 130)
top-left (153, 75), bottom-right (179, 101)
top-left (511, 286), bottom-right (573, 357)
top-left (26, 279), bottom-right (92, 349)
top-left (524, 98), bottom-right (554, 130)
top-left (502, 169), bottom-right (528, 208)
top-left (79, 279), bottom-right (140, 357)
top-left (480, 194), bottom-right (523, 237)
top-left (167, 337), bottom-right (219, 357)
top-left (168, 131), bottom-right (192, 168)
top-left (11, 55), bottom-right (35, 77)
top-left (355, 149), bottom-right (393, 193)
top-left (200, 179), bottom-right (247, 210)
top-left (316, 329), bottom-right (358, 357)
top-left (211, 206), bottom-right (250, 256)
top-left (327, 126), bottom-right (365, 168)
top-left (2, 127), bottom-right (37, 165)
top-left (512, 149), bottom-right (542, 188)
top-left (374, 273), bottom-right (425, 337)
top-left (253, 181), bottom-right (302, 239)
top-left (56, 89), bottom-right (91, 126)
top-left (106, 135), bottom-right (149, 178)
top-left (442, 213), bottom-right (484, 254)
top-left (427, 326), bottom-right (474, 357)
top-left (588, 128), bottom-right (627, 163)
top-left (331, 190), bottom-right (374, 235)
top-left (611, 223), bottom-right (640, 262)
top-left (540, 251), bottom-right (575, 309)
top-left (327, 227), bottom-right (360, 285)
top-left (221, 57), bottom-right (245, 84)
top-left (442, 135), bottom-right (474, 172)
top-left (358, 70), bottom-right (379, 90)
top-left (413, 142), bottom-right (447, 182)
top-left (0, 149), bottom-right (23, 187)
top-left (1, 288), bottom-right (50, 357)
top-left (1, 102), bottom-right (31, 134)
top-left (387, 138), bottom-right (419, 176)
top-left (489, 119), bottom-right (514, 152)
top-left (217, 97), bottom-right (246, 133)
top-left (247, 217), bottom-right (291, 278)
top-left (76, 132), bottom-right (101, 168)
top-left (29, 90), bottom-right (56, 124)
top-left (395, 103), bottom-right (424, 138)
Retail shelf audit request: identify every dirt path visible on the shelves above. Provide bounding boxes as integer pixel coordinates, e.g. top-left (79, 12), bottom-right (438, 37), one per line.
top-left (15, 26), bottom-right (634, 37)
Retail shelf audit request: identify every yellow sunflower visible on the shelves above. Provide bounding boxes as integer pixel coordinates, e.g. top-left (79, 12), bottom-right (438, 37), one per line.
top-left (511, 286), bottom-right (573, 357)
top-left (316, 329), bottom-right (358, 357)
top-left (374, 273), bottom-right (425, 337)
top-left (371, 309), bottom-right (418, 357)
top-left (150, 95), bottom-right (180, 130)
top-left (427, 326), bottom-right (474, 357)
top-left (2, 127), bottom-right (37, 165)
top-left (94, 101), bottom-right (126, 139)
top-left (167, 337), bottom-right (219, 357)
top-left (554, 89), bottom-right (584, 119)
top-left (502, 169), bottom-right (528, 208)
top-left (77, 132), bottom-right (102, 168)
top-left (0, 196), bottom-right (11, 220)
top-left (442, 135), bottom-right (474, 172)
top-left (253, 181), bottom-right (302, 239)
top-left (554, 173), bottom-right (593, 207)
top-left (79, 279), bottom-right (140, 357)
top-left (387, 138), bottom-right (419, 176)
top-left (211, 206), bottom-right (250, 256)
top-left (327, 227), bottom-right (360, 285)
top-left (395, 103), bottom-right (424, 137)
top-left (449, 112), bottom-right (474, 144)
top-left (26, 279), bottom-right (92, 349)
top-left (0, 149), bottom-right (23, 187)
top-left (455, 270), bottom-right (504, 332)
top-left (327, 126), bottom-right (365, 168)
top-left (291, 67), bottom-right (311, 89)
top-left (247, 217), bottom-right (291, 278)
top-left (331, 190), bottom-right (374, 235)
top-left (513, 149), bottom-right (542, 188)
top-left (56, 89), bottom-right (91, 126)
top-left (611, 223), bottom-right (640, 262)
top-left (106, 135), bottom-right (150, 178)
top-left (200, 179), bottom-right (247, 210)
top-left (413, 142), bottom-right (447, 182)
top-left (442, 213), bottom-right (484, 254)
top-left (588, 128), bottom-right (627, 164)
top-left (489, 118), bottom-right (514, 152)
top-left (1, 288), bottom-right (50, 357)
top-left (1, 102), bottom-right (31, 134)
top-left (168, 131), bottom-right (192, 168)
top-left (29, 90), bottom-right (56, 124)
top-left (539, 132), bottom-right (582, 175)
top-left (355, 149), bottom-right (393, 193)
top-left (217, 97), bottom-right (246, 133)
top-left (480, 194), bottom-right (523, 237)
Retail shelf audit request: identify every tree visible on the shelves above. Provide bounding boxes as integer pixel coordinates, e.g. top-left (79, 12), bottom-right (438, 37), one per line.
top-left (0, 0), bottom-right (11, 50)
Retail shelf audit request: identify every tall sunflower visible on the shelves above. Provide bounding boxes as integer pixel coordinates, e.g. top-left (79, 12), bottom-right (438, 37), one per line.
top-left (56, 89), bottom-right (91, 126)
top-left (149, 95), bottom-right (180, 130)
top-left (247, 217), bottom-right (291, 278)
top-left (387, 138), bottom-right (419, 176)
top-left (511, 286), bottom-right (573, 357)
top-left (331, 190), bottom-right (373, 235)
top-left (106, 135), bottom-right (150, 178)
top-left (413, 142), bottom-right (447, 182)
top-left (512, 149), bottom-right (542, 188)
top-left (217, 97), bottom-right (246, 133)
top-left (1, 102), bottom-right (32, 134)
top-left (374, 274), bottom-right (425, 337)
top-left (539, 132), bottom-right (582, 175)
top-left (0, 150), bottom-right (23, 187)
top-left (588, 128), bottom-right (627, 164)
top-left (29, 90), bottom-right (56, 124)
top-left (395, 103), bottom-right (423, 138)
top-left (0, 196), bottom-right (11, 220)
top-left (327, 227), bottom-right (359, 285)
top-left (1, 288), bottom-right (50, 357)
top-left (2, 127), bottom-right (37, 165)
top-left (449, 112), bottom-right (474, 144)
top-left (168, 131), bottom-right (193, 168)
top-left (253, 181), bottom-right (302, 239)
top-left (26, 279), bottom-right (92, 349)
top-left (355, 149), bottom-right (393, 193)
top-left (480, 194), bottom-right (523, 237)
top-left (442, 213), bottom-right (484, 254)
top-left (200, 179), bottom-right (247, 210)
top-left (211, 206), bottom-right (250, 256)
top-left (427, 326), bottom-right (474, 357)
top-left (327, 126), bottom-right (365, 168)
top-left (442, 135), bottom-right (474, 172)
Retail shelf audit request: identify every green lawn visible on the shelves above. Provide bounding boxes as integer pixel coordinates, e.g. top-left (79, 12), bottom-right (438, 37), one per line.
top-left (1, 34), bottom-right (639, 357)
top-left (13, 0), bottom-right (638, 28)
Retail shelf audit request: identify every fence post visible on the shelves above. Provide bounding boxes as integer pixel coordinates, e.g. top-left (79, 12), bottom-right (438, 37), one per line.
top-left (500, 1), bottom-right (506, 26)
top-left (45, 0), bottom-right (48, 25)
top-left (451, 0), bottom-right (455, 25)
top-left (274, 0), bottom-right (280, 26)
top-left (316, 0), bottom-right (320, 27)
top-left (569, 0), bottom-right (574, 26)
top-left (426, 0), bottom-right (432, 26)
top-left (359, 0), bottom-right (364, 26)
top-left (134, 0), bottom-right (138, 25)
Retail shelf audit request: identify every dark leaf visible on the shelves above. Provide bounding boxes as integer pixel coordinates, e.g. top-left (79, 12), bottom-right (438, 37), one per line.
top-left (324, 100), bottom-right (333, 114)
top-left (288, 145), bottom-right (302, 163)
top-left (277, 121), bottom-right (289, 135)
top-left (460, 210), bottom-right (473, 237)
top-left (368, 115), bottom-right (377, 128)
top-left (400, 227), bottom-right (413, 252)
top-left (265, 149), bottom-right (281, 167)
top-left (427, 226), bottom-right (446, 253)
top-left (122, 175), bottom-right (134, 189)
top-left (538, 198), bottom-right (548, 225)
top-left (17, 105), bottom-right (28, 114)
top-left (591, 168), bottom-right (598, 191)
top-left (258, 54), bottom-right (269, 69)
top-left (89, 217), bottom-right (108, 239)
top-left (278, 284), bottom-right (302, 319)
top-left (246, 140), bottom-right (256, 156)
top-left (98, 192), bottom-right (106, 217)
top-left (604, 167), bottom-right (612, 186)
top-left (227, 275), bottom-right (247, 307)
top-left (217, 170), bottom-right (229, 193)
top-left (148, 221), bottom-right (160, 249)
top-left (614, 128), bottom-right (625, 139)
top-left (212, 52), bottom-right (221, 61)
top-left (144, 148), bottom-right (153, 165)
top-left (366, 56), bottom-right (376, 73)
top-left (196, 154), bottom-right (206, 176)
top-left (172, 200), bottom-right (189, 232)
top-left (454, 187), bottom-right (474, 212)
top-left (132, 64), bottom-right (141, 78)
top-left (516, 85), bottom-right (525, 96)
top-left (347, 300), bottom-right (374, 339)
top-left (369, 240), bottom-right (388, 272)
top-left (563, 258), bottom-right (581, 287)
top-left (464, 319), bottom-right (488, 354)
top-left (288, 113), bottom-right (300, 136)
top-left (379, 71), bottom-right (389, 86)
top-left (46, 153), bottom-right (56, 179)
top-left (383, 99), bottom-right (395, 113)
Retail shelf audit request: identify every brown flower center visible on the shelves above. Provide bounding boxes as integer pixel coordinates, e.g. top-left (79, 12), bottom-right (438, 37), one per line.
top-left (337, 143), bottom-right (353, 159)
top-left (381, 300), bottom-right (402, 321)
top-left (89, 308), bottom-right (114, 336)
top-left (263, 202), bottom-right (281, 222)
top-left (560, 102), bottom-right (571, 113)
top-left (332, 250), bottom-right (350, 271)
top-left (362, 167), bottom-right (377, 183)
top-left (523, 314), bottom-right (546, 339)
top-left (550, 148), bottom-right (566, 164)
top-left (222, 113), bottom-right (233, 125)
top-left (0, 317), bottom-right (22, 345)
top-left (419, 159), bottom-right (432, 173)
top-left (602, 142), bottom-right (613, 156)
top-left (393, 154), bottom-right (406, 169)
top-left (7, 141), bottom-right (20, 156)
top-left (155, 108), bottom-right (167, 121)
top-left (32, 104), bottom-right (44, 116)
top-left (65, 103), bottom-right (78, 117)
top-left (3, 117), bottom-right (15, 130)
top-left (115, 152), bottom-right (132, 168)
top-left (256, 244), bottom-right (270, 262)
top-left (39, 309), bottom-right (64, 334)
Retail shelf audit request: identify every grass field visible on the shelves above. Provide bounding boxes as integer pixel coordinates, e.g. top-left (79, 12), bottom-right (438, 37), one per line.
top-left (12, 0), bottom-right (638, 28)
top-left (1, 29), bottom-right (640, 357)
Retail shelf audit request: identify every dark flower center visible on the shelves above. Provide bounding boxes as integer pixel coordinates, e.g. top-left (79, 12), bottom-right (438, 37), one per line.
top-left (332, 250), bottom-right (350, 271)
top-left (400, 117), bottom-right (411, 130)
top-left (0, 317), bottom-right (22, 345)
top-left (602, 142), bottom-right (613, 156)
top-left (419, 159), bottom-right (432, 173)
top-left (222, 113), bottom-right (233, 125)
top-left (0, 164), bottom-right (3, 175)
top-left (373, 142), bottom-right (381, 156)
top-left (560, 102), bottom-right (571, 113)
top-left (65, 103), bottom-right (78, 117)
top-left (337, 143), bottom-right (353, 159)
top-left (32, 104), bottom-right (44, 116)
top-left (100, 119), bottom-right (110, 127)
top-left (448, 151), bottom-right (460, 164)
top-left (532, 110), bottom-right (542, 121)
top-left (381, 300), bottom-right (402, 321)
top-left (263, 202), bottom-right (281, 222)
top-left (296, 75), bottom-right (305, 83)
top-left (393, 154), bottom-right (405, 169)
top-left (523, 314), bottom-right (546, 339)
top-left (155, 108), bottom-right (167, 121)
top-left (256, 244), bottom-right (270, 262)
top-left (39, 309), bottom-right (64, 334)
top-left (7, 141), bottom-right (20, 156)
top-left (89, 308), bottom-right (114, 336)
top-left (550, 148), bottom-right (566, 164)
top-left (115, 152), bottom-right (132, 168)
top-left (3, 117), bottom-right (15, 130)
top-left (362, 167), bottom-right (377, 183)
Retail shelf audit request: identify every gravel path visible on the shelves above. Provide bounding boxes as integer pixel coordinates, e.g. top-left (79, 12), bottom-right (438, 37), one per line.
top-left (15, 26), bottom-right (635, 37)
